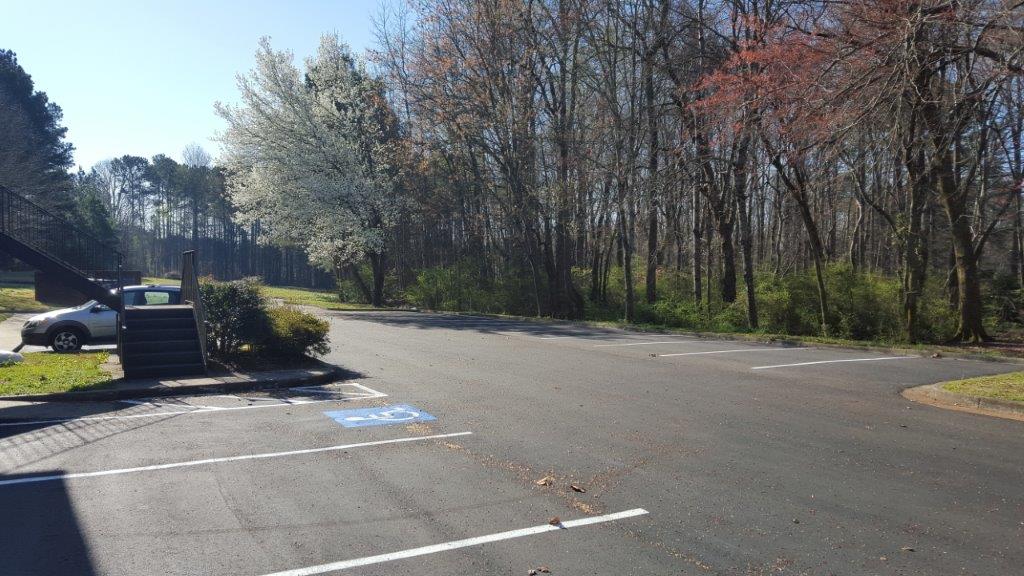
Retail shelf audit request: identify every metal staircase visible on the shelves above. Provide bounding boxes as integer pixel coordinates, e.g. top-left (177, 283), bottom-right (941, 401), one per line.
top-left (0, 185), bottom-right (122, 309)
top-left (121, 251), bottom-right (207, 379)
top-left (0, 185), bottom-right (208, 378)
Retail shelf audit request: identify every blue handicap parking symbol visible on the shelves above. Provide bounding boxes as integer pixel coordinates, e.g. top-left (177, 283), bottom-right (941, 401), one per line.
top-left (324, 404), bottom-right (436, 428)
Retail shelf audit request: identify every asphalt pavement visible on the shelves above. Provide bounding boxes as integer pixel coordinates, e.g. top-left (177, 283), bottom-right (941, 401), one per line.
top-left (1, 310), bottom-right (1022, 575)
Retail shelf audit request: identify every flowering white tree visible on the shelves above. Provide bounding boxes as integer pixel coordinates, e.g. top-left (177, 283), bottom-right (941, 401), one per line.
top-left (216, 35), bottom-right (401, 305)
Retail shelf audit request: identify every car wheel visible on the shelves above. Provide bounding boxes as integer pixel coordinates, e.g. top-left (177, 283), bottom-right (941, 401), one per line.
top-left (50, 328), bottom-right (84, 352)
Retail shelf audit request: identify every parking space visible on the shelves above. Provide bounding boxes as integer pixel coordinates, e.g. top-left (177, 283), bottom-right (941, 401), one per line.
top-left (0, 375), bottom-right (658, 575)
top-left (2, 310), bottom-right (1023, 574)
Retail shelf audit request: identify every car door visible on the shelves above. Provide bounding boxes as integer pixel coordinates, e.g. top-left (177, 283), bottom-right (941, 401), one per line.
top-left (84, 303), bottom-right (118, 341)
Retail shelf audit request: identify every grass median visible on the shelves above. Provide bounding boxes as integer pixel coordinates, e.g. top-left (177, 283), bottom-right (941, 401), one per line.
top-left (0, 284), bottom-right (52, 315)
top-left (0, 352), bottom-right (113, 396)
top-left (942, 372), bottom-right (1024, 404)
top-left (144, 277), bottom-right (387, 311)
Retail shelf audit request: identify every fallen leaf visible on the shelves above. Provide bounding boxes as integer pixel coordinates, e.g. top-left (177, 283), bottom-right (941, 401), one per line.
top-left (548, 516), bottom-right (561, 526)
top-left (535, 476), bottom-right (555, 486)
top-left (538, 567), bottom-right (551, 573)
top-left (528, 570), bottom-right (538, 576)
top-left (931, 352), bottom-right (942, 358)
top-left (901, 546), bottom-right (915, 552)
top-left (570, 484), bottom-right (586, 493)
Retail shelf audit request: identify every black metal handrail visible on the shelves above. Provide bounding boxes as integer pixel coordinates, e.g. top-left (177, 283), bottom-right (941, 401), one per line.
top-left (0, 185), bottom-right (123, 274)
top-left (181, 250), bottom-right (208, 370)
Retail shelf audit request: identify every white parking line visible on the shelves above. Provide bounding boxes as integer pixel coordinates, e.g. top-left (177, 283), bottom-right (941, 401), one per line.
top-left (751, 356), bottom-right (913, 370)
top-left (0, 432), bottom-right (473, 487)
top-left (659, 348), bottom-right (797, 357)
top-left (594, 341), bottom-right (690, 347)
top-left (0, 383), bottom-right (389, 428)
top-left (260, 508), bottom-right (649, 576)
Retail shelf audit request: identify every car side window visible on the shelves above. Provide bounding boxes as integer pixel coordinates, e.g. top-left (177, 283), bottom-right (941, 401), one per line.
top-left (123, 291), bottom-right (144, 306)
top-left (123, 290), bottom-right (180, 306)
top-left (143, 291), bottom-right (170, 305)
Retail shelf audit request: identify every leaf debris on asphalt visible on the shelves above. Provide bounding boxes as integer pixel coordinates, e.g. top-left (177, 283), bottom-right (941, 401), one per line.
top-left (548, 516), bottom-right (561, 526)
top-left (570, 483), bottom-right (586, 493)
top-left (535, 475), bottom-right (555, 486)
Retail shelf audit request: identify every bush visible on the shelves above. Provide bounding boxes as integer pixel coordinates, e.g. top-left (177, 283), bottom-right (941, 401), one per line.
top-left (259, 306), bottom-right (330, 357)
top-left (201, 278), bottom-right (269, 355)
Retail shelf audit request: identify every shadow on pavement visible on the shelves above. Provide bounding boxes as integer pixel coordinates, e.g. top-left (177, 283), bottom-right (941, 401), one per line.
top-left (0, 472), bottom-right (97, 575)
top-left (329, 310), bottom-right (623, 338)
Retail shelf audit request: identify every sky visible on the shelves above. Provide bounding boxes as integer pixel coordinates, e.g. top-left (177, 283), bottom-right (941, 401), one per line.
top-left (1, 0), bottom-right (381, 170)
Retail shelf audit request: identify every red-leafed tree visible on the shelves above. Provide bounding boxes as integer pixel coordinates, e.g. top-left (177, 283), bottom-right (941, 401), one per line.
top-left (699, 0), bottom-right (1023, 342)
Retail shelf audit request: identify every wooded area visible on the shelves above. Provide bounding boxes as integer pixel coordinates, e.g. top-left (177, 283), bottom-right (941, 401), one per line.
top-left (3, 1), bottom-right (1023, 345)
top-left (367, 0), bottom-right (1023, 344)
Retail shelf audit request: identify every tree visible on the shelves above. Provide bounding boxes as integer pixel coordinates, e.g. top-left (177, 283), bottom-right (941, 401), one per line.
top-left (217, 35), bottom-right (402, 307)
top-left (0, 49), bottom-right (74, 205)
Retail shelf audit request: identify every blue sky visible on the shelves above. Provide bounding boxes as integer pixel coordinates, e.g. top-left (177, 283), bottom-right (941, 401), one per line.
top-left (1, 0), bottom-right (381, 170)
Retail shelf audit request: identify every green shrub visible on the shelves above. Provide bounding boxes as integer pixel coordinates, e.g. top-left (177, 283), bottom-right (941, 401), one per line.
top-left (260, 306), bottom-right (330, 357)
top-left (825, 265), bottom-right (901, 341)
top-left (712, 300), bottom-right (749, 333)
top-left (403, 260), bottom-right (527, 314)
top-left (200, 278), bottom-right (269, 356)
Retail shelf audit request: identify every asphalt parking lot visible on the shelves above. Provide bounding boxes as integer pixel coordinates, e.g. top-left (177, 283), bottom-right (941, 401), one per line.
top-left (2, 310), bottom-right (1023, 575)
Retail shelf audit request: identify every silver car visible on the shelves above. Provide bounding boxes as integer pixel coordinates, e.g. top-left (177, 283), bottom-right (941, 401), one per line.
top-left (21, 285), bottom-right (181, 352)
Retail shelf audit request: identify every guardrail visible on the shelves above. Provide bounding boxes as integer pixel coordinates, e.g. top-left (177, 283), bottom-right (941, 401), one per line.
top-left (0, 185), bottom-right (123, 274)
top-left (180, 250), bottom-right (208, 370)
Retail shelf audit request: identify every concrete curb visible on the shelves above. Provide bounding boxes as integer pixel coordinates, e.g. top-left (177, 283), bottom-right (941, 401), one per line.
top-left (0, 366), bottom-right (343, 403)
top-left (902, 383), bottom-right (1024, 422)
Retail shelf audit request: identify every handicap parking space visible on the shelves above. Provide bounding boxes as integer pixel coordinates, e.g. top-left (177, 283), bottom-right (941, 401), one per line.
top-left (0, 377), bottom-right (656, 576)
top-left (0, 382), bottom-right (411, 477)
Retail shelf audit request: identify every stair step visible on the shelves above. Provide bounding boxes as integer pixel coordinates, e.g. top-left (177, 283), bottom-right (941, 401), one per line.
top-left (124, 317), bottom-right (195, 330)
top-left (123, 339), bottom-right (199, 354)
top-left (124, 305), bottom-right (195, 319)
top-left (121, 351), bottom-right (204, 366)
top-left (123, 363), bottom-right (206, 379)
top-left (126, 328), bottom-right (198, 341)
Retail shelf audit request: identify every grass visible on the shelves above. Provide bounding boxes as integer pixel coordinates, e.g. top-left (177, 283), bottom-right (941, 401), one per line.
top-left (0, 351), bottom-right (113, 396)
top-left (942, 372), bottom-right (1024, 404)
top-left (144, 277), bottom-right (389, 311)
top-left (0, 284), bottom-right (53, 314)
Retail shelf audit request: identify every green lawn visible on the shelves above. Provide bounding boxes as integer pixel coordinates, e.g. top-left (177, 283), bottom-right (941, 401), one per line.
top-left (942, 372), bottom-right (1024, 404)
top-left (144, 277), bottom-right (383, 311)
top-left (0, 284), bottom-right (53, 314)
top-left (0, 352), bottom-right (113, 396)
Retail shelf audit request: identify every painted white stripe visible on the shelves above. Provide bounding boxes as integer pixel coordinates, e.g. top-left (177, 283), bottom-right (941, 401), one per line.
top-left (594, 341), bottom-right (690, 348)
top-left (0, 384), bottom-right (389, 428)
top-left (536, 336), bottom-right (576, 340)
top-left (0, 432), bottom-right (472, 487)
top-left (261, 508), bottom-right (649, 576)
top-left (751, 356), bottom-right (913, 370)
top-left (659, 348), bottom-right (796, 357)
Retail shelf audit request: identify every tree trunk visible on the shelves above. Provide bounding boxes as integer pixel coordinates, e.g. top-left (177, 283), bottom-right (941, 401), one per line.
top-left (937, 169), bottom-right (988, 342)
top-left (619, 203), bottom-right (635, 323)
top-left (346, 263), bottom-right (373, 304)
top-left (370, 253), bottom-right (386, 307)
top-left (644, 53), bottom-right (659, 305)
top-left (718, 222), bottom-right (737, 304)
top-left (775, 158), bottom-right (830, 335)
top-left (734, 135), bottom-right (757, 328)
top-left (692, 184), bottom-right (703, 304)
